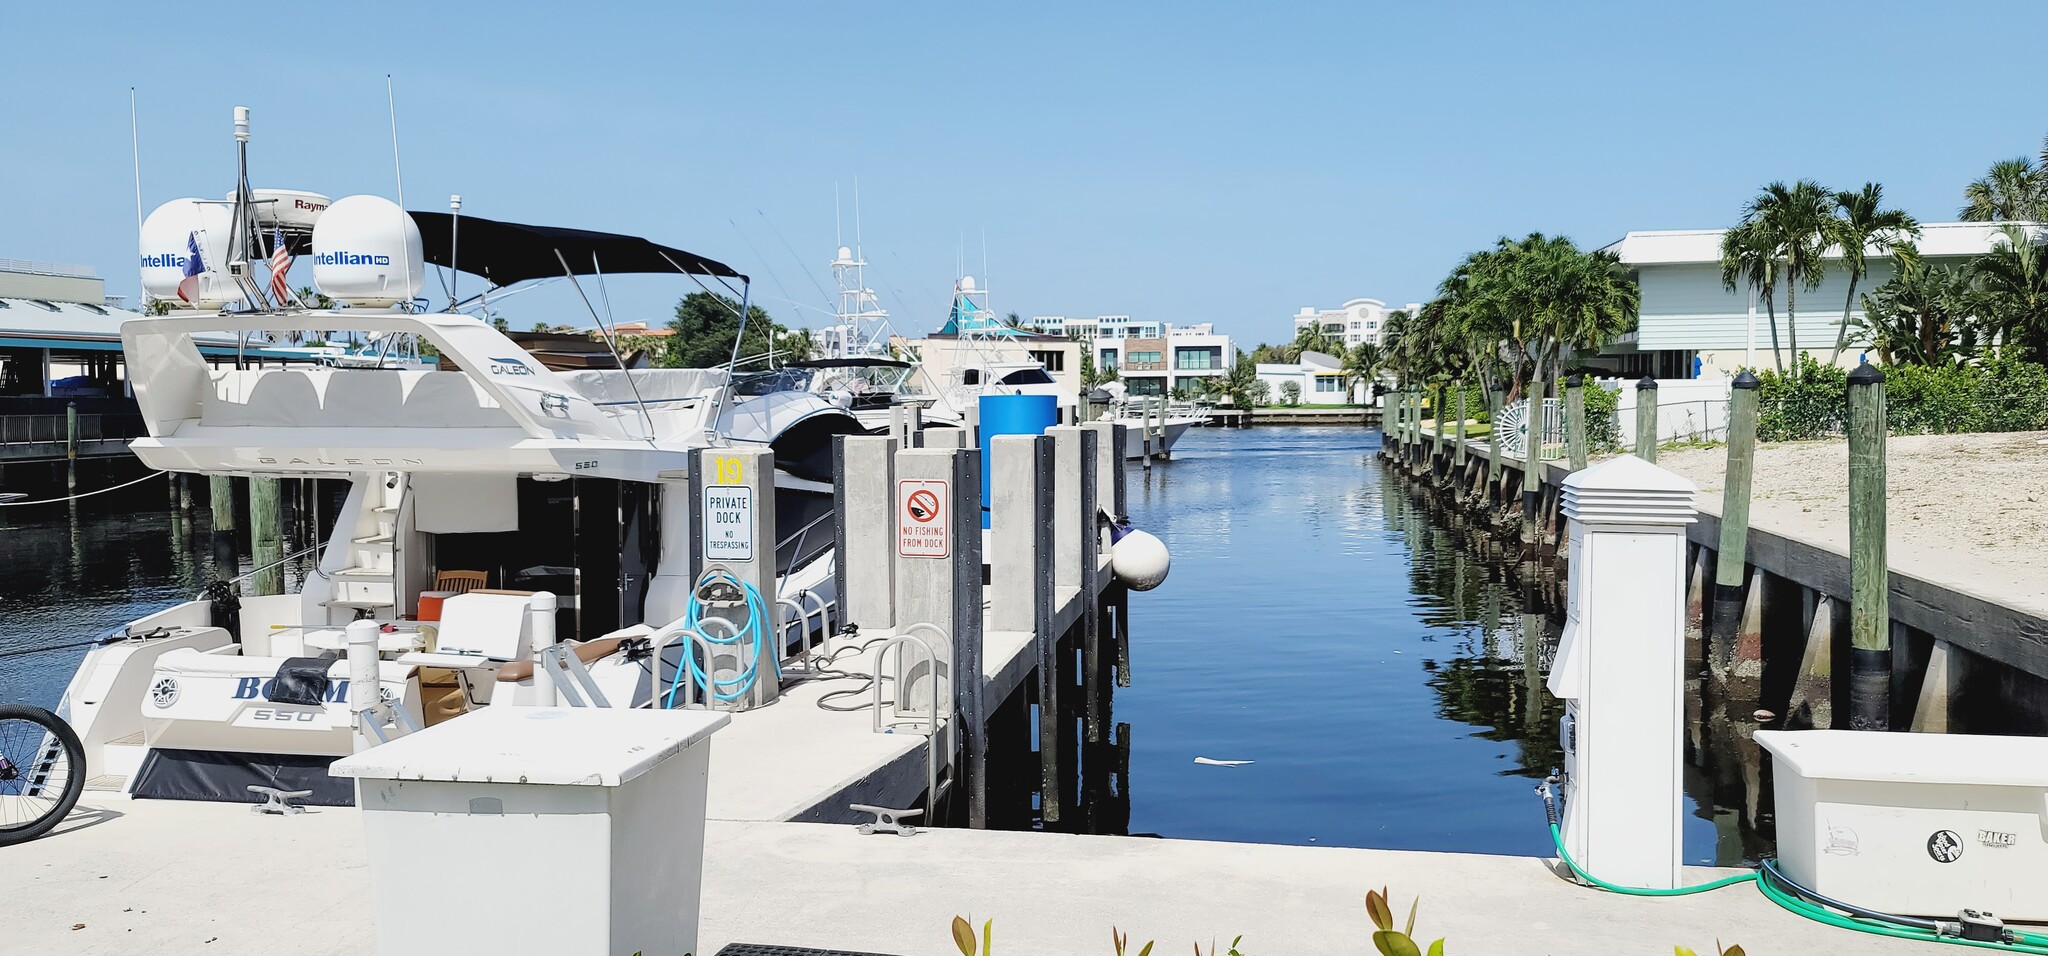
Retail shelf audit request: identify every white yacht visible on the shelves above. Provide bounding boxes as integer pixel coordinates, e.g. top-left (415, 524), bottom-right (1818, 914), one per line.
top-left (54, 108), bottom-right (860, 805)
top-left (1097, 383), bottom-right (1206, 460)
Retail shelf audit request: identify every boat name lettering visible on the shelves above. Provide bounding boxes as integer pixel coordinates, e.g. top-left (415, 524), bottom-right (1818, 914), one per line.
top-left (573, 460), bottom-right (598, 470)
top-left (233, 677), bottom-right (352, 703)
top-left (488, 357), bottom-right (534, 376)
top-left (314, 251), bottom-right (392, 267)
top-left (256, 457), bottom-right (425, 466)
top-left (140, 252), bottom-right (191, 269)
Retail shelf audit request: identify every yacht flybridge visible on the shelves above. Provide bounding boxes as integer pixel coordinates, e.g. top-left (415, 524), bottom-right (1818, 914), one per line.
top-left (54, 106), bottom-right (863, 805)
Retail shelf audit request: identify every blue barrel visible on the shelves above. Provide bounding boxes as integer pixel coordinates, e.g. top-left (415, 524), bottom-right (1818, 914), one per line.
top-left (977, 394), bottom-right (1059, 528)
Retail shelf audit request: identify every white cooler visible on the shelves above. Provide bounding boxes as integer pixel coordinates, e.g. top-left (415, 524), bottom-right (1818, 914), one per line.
top-left (331, 706), bottom-right (729, 956)
top-left (1758, 729), bottom-right (2048, 919)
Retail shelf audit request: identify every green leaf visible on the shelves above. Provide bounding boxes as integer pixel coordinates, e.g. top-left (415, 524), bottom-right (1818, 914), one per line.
top-left (1404, 896), bottom-right (1419, 938)
top-left (982, 919), bottom-right (993, 956)
top-left (952, 916), bottom-right (976, 956)
top-left (1372, 931), bottom-right (1423, 956)
top-left (1675, 948), bottom-right (1697, 956)
top-left (1137, 942), bottom-right (1155, 956)
top-left (1426, 940), bottom-right (1443, 956)
top-left (1720, 945), bottom-right (1745, 956)
top-left (1366, 889), bottom-right (1393, 931)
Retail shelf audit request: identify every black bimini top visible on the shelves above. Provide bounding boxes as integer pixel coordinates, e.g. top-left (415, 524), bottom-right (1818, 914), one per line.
top-left (785, 357), bottom-right (913, 369)
top-left (409, 211), bottom-right (745, 286)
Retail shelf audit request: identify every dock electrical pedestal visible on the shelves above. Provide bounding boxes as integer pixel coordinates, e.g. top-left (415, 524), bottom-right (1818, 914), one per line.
top-left (1547, 456), bottom-right (1698, 889)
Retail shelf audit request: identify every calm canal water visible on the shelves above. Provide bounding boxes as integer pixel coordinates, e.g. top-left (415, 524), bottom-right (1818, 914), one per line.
top-left (1, 431), bottom-right (1756, 863)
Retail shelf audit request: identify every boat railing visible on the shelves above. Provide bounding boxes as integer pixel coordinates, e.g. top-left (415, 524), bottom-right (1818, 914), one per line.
top-left (196, 541), bottom-right (326, 600)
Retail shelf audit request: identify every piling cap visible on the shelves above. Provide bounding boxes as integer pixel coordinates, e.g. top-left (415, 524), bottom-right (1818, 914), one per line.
top-left (1731, 370), bottom-right (1760, 390)
top-left (1636, 374), bottom-right (1659, 391)
top-left (1848, 359), bottom-right (1886, 385)
top-left (1565, 374), bottom-right (1583, 387)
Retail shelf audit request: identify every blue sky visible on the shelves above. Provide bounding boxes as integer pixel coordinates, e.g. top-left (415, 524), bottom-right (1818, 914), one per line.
top-left (7, 2), bottom-right (2046, 346)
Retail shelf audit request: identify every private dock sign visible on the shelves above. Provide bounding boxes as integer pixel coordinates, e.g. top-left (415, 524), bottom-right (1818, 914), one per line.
top-left (703, 484), bottom-right (754, 562)
top-left (897, 478), bottom-right (949, 558)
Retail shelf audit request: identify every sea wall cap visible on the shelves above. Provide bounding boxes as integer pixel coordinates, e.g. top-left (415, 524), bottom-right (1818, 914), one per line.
top-left (1565, 374), bottom-right (1584, 387)
top-left (1848, 360), bottom-right (1886, 385)
top-left (1637, 374), bottom-right (1659, 390)
top-left (1732, 370), bottom-right (1760, 390)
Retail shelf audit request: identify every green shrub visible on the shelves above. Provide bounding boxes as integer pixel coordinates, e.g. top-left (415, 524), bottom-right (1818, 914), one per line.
top-left (1582, 383), bottom-right (1622, 453)
top-left (1751, 353), bottom-right (2048, 441)
top-left (1754, 356), bottom-right (1848, 442)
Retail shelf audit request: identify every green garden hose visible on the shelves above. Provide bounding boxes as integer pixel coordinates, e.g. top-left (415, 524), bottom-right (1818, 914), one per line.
top-left (1543, 800), bottom-right (2048, 952)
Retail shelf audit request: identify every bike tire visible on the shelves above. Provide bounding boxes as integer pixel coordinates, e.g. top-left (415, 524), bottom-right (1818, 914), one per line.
top-left (0, 704), bottom-right (87, 846)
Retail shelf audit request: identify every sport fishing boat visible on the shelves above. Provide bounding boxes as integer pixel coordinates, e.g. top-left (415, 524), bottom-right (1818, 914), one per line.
top-left (1098, 384), bottom-right (1206, 460)
top-left (52, 107), bottom-right (861, 805)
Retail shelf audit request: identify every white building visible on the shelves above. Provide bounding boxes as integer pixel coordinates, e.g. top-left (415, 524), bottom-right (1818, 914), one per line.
top-left (1254, 350), bottom-right (1352, 405)
top-left (1027, 314), bottom-right (1235, 398)
top-left (1601, 221), bottom-right (2046, 378)
top-left (1292, 297), bottom-right (1421, 350)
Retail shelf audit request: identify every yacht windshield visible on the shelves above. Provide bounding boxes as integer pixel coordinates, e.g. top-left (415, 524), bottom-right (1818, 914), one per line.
top-left (997, 368), bottom-right (1055, 386)
top-left (732, 367), bottom-right (816, 395)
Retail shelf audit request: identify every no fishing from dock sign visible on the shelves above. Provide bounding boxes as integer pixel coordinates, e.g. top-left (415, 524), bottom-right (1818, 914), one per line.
top-left (897, 478), bottom-right (949, 558)
top-left (703, 457), bottom-right (754, 562)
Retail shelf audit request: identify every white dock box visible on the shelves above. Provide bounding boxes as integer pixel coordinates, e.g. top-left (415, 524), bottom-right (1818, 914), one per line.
top-left (331, 707), bottom-right (729, 956)
top-left (1758, 730), bottom-right (2048, 919)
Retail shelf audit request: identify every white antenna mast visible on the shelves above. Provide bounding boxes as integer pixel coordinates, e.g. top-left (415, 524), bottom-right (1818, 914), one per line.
top-left (386, 75), bottom-right (414, 315)
top-left (129, 88), bottom-right (145, 306)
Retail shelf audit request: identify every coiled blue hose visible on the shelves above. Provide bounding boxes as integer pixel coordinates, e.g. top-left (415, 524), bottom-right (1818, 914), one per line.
top-left (663, 569), bottom-right (778, 706)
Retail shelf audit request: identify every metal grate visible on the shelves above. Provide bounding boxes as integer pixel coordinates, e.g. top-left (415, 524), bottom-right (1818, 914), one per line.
top-left (716, 945), bottom-right (906, 956)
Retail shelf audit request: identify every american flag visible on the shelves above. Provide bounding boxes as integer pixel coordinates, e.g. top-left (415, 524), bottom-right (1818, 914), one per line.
top-left (268, 227), bottom-right (293, 306)
top-left (176, 231), bottom-right (204, 303)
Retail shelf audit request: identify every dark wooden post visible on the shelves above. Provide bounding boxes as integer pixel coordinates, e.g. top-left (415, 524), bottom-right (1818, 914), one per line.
top-left (1710, 372), bottom-right (1759, 681)
top-left (1847, 361), bottom-right (1890, 730)
top-left (1520, 365), bottom-right (1544, 545)
top-left (1564, 374), bottom-right (1588, 472)
top-left (1452, 384), bottom-right (1468, 470)
top-left (1634, 375), bottom-right (1659, 462)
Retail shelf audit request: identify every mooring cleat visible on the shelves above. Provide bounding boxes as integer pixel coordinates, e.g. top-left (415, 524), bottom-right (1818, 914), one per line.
top-left (850, 803), bottom-right (922, 837)
top-left (248, 785), bottom-right (313, 815)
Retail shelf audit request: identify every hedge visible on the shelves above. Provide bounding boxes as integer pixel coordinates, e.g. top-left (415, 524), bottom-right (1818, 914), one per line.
top-left (1754, 354), bottom-right (2048, 442)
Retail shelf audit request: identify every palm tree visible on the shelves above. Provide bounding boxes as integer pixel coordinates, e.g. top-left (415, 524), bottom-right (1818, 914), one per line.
top-left (1291, 322), bottom-right (1341, 361)
top-left (1828, 183), bottom-right (1920, 363)
top-left (1974, 224), bottom-right (2048, 360)
top-left (1721, 222), bottom-right (1783, 373)
top-left (1379, 309), bottom-right (1412, 384)
top-left (1959, 156), bottom-right (2048, 223)
top-left (1725, 181), bottom-right (1846, 378)
top-left (1219, 348), bottom-right (1260, 409)
top-left (1340, 341), bottom-right (1382, 403)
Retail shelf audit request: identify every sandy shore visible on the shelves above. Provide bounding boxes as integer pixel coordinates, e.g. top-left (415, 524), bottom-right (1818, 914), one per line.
top-left (1650, 431), bottom-right (2048, 617)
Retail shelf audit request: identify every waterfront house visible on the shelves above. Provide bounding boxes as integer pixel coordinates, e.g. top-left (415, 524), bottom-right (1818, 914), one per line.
top-left (1599, 222), bottom-right (2047, 379)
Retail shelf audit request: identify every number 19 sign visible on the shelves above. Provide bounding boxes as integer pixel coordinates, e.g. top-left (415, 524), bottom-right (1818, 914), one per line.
top-left (896, 478), bottom-right (949, 558)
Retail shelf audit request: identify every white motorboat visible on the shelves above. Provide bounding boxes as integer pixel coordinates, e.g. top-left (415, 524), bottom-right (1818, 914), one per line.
top-left (53, 107), bottom-right (862, 805)
top-left (1099, 386), bottom-right (1205, 459)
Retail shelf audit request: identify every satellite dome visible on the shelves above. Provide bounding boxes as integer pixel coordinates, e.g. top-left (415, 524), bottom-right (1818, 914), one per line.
top-left (227, 188), bottom-right (329, 234)
top-left (139, 198), bottom-right (241, 310)
top-left (312, 195), bottom-right (424, 308)
top-left (959, 275), bottom-right (977, 292)
top-left (837, 246), bottom-right (853, 260)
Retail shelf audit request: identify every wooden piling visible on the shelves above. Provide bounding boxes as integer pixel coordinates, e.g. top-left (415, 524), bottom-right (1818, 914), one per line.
top-left (1431, 383), bottom-right (1446, 474)
top-left (1909, 639), bottom-right (1967, 733)
top-left (1485, 386), bottom-right (1505, 504)
top-left (1709, 372), bottom-right (1759, 685)
top-left (209, 475), bottom-right (238, 581)
top-left (1847, 361), bottom-right (1889, 731)
top-left (65, 401), bottom-right (78, 490)
top-left (1634, 375), bottom-right (1658, 462)
top-left (1452, 385), bottom-right (1468, 470)
top-left (1564, 375), bottom-right (1587, 473)
top-left (250, 476), bottom-right (283, 595)
top-left (1520, 366), bottom-right (1544, 548)
top-left (1788, 594), bottom-right (1837, 729)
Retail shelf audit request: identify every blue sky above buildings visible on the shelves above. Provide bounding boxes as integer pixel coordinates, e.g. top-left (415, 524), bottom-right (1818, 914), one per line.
top-left (7, 2), bottom-right (2046, 345)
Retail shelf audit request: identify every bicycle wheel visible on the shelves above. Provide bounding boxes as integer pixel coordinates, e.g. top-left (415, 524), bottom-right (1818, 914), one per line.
top-left (0, 704), bottom-right (86, 846)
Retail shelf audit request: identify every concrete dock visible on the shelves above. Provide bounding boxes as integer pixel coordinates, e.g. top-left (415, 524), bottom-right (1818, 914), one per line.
top-left (5, 794), bottom-right (1952, 956)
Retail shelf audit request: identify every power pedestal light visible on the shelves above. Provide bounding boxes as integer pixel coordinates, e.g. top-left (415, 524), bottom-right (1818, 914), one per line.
top-left (1549, 455), bottom-right (1698, 889)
